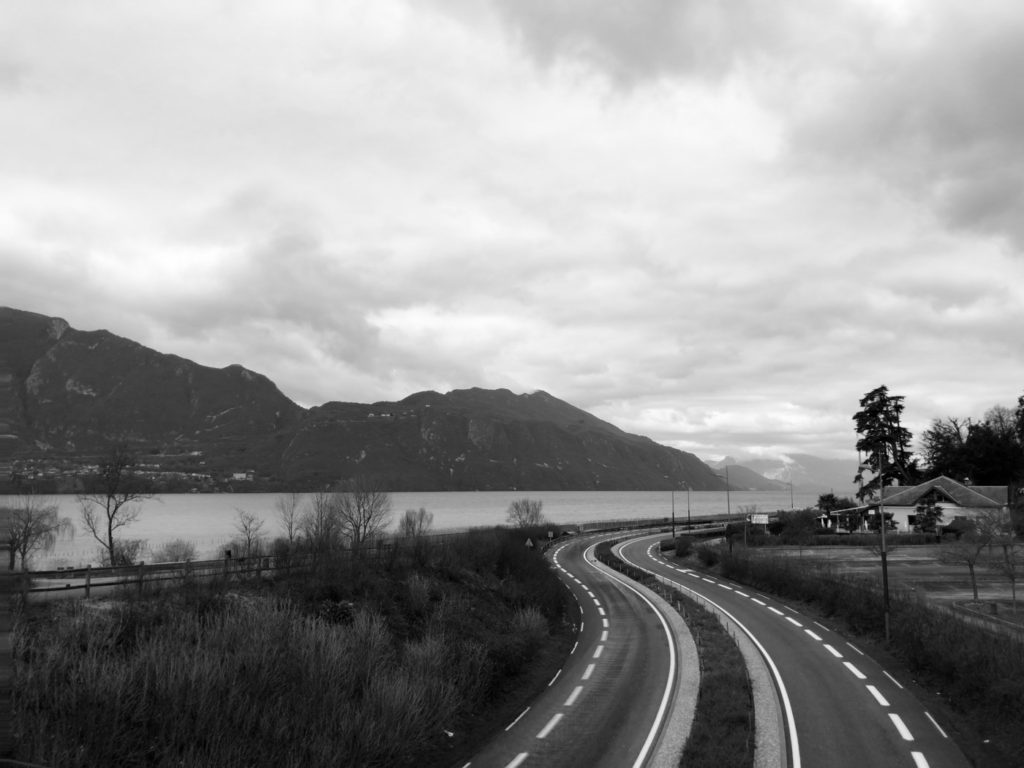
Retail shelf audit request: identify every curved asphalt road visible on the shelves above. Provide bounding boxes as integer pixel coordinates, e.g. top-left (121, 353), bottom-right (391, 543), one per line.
top-left (618, 535), bottom-right (972, 768)
top-left (458, 534), bottom-right (680, 768)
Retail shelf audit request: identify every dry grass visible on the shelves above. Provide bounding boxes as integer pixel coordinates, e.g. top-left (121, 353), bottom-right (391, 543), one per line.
top-left (13, 528), bottom-right (569, 768)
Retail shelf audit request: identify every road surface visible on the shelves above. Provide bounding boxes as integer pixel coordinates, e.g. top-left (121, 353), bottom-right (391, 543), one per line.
top-left (618, 535), bottom-right (972, 768)
top-left (458, 533), bottom-right (691, 768)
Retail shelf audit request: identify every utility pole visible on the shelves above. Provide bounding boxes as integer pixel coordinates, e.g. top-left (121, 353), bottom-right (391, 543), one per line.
top-left (671, 488), bottom-right (676, 539)
top-left (860, 453), bottom-right (891, 645)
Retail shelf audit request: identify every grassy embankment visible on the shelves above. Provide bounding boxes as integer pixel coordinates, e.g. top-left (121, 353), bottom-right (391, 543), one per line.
top-left (13, 528), bottom-right (572, 768)
top-left (714, 546), bottom-right (1024, 767)
top-left (594, 540), bottom-right (753, 768)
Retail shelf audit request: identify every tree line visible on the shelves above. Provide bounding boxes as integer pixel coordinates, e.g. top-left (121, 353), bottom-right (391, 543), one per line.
top-left (4, 441), bottom-right (551, 570)
top-left (853, 385), bottom-right (1024, 497)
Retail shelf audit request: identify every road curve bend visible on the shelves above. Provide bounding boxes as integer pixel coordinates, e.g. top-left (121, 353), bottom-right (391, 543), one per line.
top-left (457, 533), bottom-right (698, 768)
top-left (617, 535), bottom-right (973, 768)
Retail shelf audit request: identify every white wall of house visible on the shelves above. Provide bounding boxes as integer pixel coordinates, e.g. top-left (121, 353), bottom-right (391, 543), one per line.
top-left (885, 504), bottom-right (995, 533)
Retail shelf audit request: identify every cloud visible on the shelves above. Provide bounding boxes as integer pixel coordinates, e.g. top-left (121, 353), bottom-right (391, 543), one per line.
top-left (787, 0), bottom-right (1024, 252)
top-left (2, 0), bottom-right (1024, 464)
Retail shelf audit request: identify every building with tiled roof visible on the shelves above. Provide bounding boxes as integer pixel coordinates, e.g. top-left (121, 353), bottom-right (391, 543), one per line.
top-left (879, 476), bottom-right (1008, 533)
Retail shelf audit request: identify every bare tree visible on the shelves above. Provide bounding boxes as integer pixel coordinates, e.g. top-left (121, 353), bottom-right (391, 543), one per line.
top-left (977, 507), bottom-right (1021, 612)
top-left (506, 498), bottom-right (545, 528)
top-left (398, 507), bottom-right (434, 538)
top-left (5, 493), bottom-right (74, 571)
top-left (234, 509), bottom-right (266, 558)
top-left (336, 477), bottom-right (392, 550)
top-left (939, 520), bottom-right (992, 601)
top-left (275, 492), bottom-right (304, 548)
top-left (299, 488), bottom-right (343, 555)
top-left (78, 445), bottom-right (154, 565)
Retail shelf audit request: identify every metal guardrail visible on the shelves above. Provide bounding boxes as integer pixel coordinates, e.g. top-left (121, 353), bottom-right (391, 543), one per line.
top-left (20, 554), bottom-right (311, 600)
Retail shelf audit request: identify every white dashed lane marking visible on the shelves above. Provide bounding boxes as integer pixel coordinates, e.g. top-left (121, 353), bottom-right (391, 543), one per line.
top-left (844, 662), bottom-right (867, 680)
top-left (866, 685), bottom-right (890, 707)
top-left (565, 686), bottom-right (583, 706)
top-left (505, 752), bottom-right (529, 768)
top-left (537, 713), bottom-right (562, 739)
top-left (804, 630), bottom-right (822, 642)
top-left (824, 644), bottom-right (843, 659)
top-left (890, 714), bottom-right (914, 741)
top-left (582, 663), bottom-right (596, 680)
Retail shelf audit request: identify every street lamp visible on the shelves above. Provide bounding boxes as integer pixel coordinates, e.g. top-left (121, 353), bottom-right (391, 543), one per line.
top-left (716, 466), bottom-right (732, 523)
top-left (860, 454), bottom-right (891, 645)
top-left (785, 465), bottom-right (794, 510)
top-left (671, 486), bottom-right (676, 539)
top-left (685, 482), bottom-right (691, 530)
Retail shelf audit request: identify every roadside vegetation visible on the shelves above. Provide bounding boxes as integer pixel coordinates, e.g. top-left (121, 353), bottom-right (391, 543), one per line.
top-left (594, 540), bottom-right (753, 768)
top-left (12, 523), bottom-right (572, 768)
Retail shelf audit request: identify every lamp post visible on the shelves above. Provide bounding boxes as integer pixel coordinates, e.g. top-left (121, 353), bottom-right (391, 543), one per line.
top-left (685, 482), bottom-right (691, 530)
top-left (860, 454), bottom-right (891, 645)
top-left (724, 465), bottom-right (731, 523)
top-left (715, 467), bottom-right (732, 523)
top-left (671, 487), bottom-right (676, 539)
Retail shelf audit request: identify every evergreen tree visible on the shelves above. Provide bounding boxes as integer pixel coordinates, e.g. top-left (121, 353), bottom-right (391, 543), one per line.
top-left (853, 385), bottom-right (918, 501)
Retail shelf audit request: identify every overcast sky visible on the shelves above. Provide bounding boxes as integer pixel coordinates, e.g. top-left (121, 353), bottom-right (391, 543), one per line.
top-left (3, 0), bottom-right (1023, 464)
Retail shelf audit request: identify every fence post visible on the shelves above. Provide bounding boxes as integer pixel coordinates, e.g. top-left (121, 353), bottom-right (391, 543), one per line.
top-left (223, 556), bottom-right (229, 579)
top-left (85, 564), bottom-right (92, 599)
top-left (137, 561), bottom-right (145, 595)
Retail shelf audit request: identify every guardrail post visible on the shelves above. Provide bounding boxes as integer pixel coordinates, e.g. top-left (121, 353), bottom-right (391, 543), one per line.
top-left (85, 564), bottom-right (92, 599)
top-left (137, 561), bottom-right (145, 595)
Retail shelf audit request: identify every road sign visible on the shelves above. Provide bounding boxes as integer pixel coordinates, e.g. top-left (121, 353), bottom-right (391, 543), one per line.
top-left (750, 513), bottom-right (769, 525)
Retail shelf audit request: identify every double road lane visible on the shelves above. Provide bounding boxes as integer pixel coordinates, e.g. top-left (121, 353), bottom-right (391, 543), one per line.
top-left (459, 533), bottom-right (686, 768)
top-left (461, 532), bottom-right (972, 768)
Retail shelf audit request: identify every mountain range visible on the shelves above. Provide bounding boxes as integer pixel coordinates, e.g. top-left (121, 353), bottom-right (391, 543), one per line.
top-left (0, 307), bottom-right (733, 492)
top-left (0, 307), bottom-right (857, 495)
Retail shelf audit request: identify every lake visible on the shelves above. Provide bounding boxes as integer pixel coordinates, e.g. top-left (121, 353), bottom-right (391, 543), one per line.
top-left (5, 489), bottom-right (822, 569)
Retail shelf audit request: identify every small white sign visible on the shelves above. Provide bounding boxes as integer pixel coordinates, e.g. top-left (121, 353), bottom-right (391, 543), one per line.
top-left (750, 513), bottom-right (770, 525)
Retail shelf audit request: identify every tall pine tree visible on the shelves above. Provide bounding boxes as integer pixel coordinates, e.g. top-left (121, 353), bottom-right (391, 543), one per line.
top-left (853, 385), bottom-right (918, 501)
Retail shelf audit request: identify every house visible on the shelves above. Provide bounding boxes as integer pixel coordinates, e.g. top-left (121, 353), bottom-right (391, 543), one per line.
top-left (879, 476), bottom-right (1008, 533)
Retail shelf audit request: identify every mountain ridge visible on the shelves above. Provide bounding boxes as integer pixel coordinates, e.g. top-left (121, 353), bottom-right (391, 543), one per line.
top-left (0, 307), bottom-right (728, 492)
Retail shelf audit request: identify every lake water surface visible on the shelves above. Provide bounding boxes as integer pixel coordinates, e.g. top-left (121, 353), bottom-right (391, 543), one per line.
top-left (6, 489), bottom-right (821, 569)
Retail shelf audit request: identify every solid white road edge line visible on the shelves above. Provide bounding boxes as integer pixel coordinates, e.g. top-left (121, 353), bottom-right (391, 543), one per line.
top-left (505, 707), bottom-right (530, 732)
top-left (924, 712), bottom-right (947, 738)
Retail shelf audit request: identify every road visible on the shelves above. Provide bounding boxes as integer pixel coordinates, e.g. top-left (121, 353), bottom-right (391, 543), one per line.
top-left (618, 535), bottom-right (972, 768)
top-left (458, 533), bottom-right (687, 768)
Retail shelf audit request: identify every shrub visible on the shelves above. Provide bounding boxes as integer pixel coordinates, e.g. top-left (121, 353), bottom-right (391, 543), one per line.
top-left (153, 539), bottom-right (197, 563)
top-left (696, 544), bottom-right (720, 567)
top-left (674, 536), bottom-right (695, 558)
